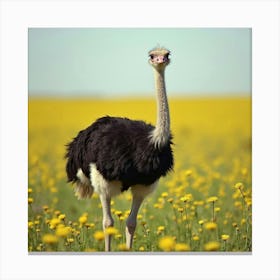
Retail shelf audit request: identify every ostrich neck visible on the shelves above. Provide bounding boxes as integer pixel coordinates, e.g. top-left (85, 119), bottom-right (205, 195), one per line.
top-left (150, 69), bottom-right (170, 148)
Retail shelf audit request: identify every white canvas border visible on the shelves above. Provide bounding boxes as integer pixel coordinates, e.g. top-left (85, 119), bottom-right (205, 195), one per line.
top-left (0, 0), bottom-right (279, 280)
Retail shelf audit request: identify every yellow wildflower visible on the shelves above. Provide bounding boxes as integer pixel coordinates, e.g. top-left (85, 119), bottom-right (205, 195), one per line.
top-left (42, 205), bottom-right (49, 212)
top-left (54, 210), bottom-right (61, 216)
top-left (180, 194), bottom-right (193, 203)
top-left (158, 236), bottom-right (176, 252)
top-left (221, 234), bottom-right (230, 241)
top-left (79, 215), bottom-right (87, 225)
top-left (193, 200), bottom-right (204, 206)
top-left (49, 218), bottom-right (60, 229)
top-left (204, 222), bottom-right (217, 231)
top-left (234, 182), bottom-right (244, 190)
top-left (204, 241), bottom-right (220, 251)
top-left (192, 235), bottom-right (200, 241)
top-left (28, 198), bottom-right (34, 204)
top-left (137, 214), bottom-right (143, 220)
top-left (93, 231), bottom-right (105, 241)
top-left (198, 220), bottom-right (204, 225)
top-left (161, 192), bottom-right (169, 198)
top-left (177, 207), bottom-right (184, 213)
top-left (124, 210), bottom-right (131, 217)
top-left (141, 220), bottom-right (146, 226)
top-left (84, 248), bottom-right (97, 252)
top-left (157, 226), bottom-right (165, 232)
top-left (105, 226), bottom-right (118, 236)
top-left (58, 214), bottom-right (66, 221)
top-left (36, 244), bottom-right (43, 251)
top-left (67, 238), bottom-right (74, 243)
top-left (234, 201), bottom-right (242, 208)
top-left (50, 187), bottom-right (58, 193)
top-left (241, 168), bottom-right (248, 176)
top-left (167, 198), bottom-right (173, 203)
top-left (175, 243), bottom-right (190, 251)
top-left (115, 210), bottom-right (122, 217)
top-left (42, 234), bottom-right (58, 244)
top-left (246, 198), bottom-right (252, 207)
top-left (185, 170), bottom-right (193, 177)
top-left (72, 222), bottom-right (78, 227)
top-left (207, 196), bottom-right (218, 203)
top-left (118, 243), bottom-right (129, 251)
top-left (139, 246), bottom-right (145, 251)
top-left (28, 221), bottom-right (34, 228)
top-left (55, 225), bottom-right (71, 237)
top-left (115, 234), bottom-right (122, 239)
top-left (89, 223), bottom-right (95, 228)
top-left (186, 193), bottom-right (193, 201)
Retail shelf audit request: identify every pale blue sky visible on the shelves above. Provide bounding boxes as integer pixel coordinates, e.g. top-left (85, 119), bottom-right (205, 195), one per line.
top-left (28, 28), bottom-right (251, 97)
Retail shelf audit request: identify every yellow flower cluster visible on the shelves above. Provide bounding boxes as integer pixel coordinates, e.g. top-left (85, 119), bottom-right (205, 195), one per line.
top-left (28, 98), bottom-right (252, 252)
top-left (158, 236), bottom-right (190, 252)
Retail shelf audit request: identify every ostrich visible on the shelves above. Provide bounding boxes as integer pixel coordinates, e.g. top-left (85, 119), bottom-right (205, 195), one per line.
top-left (65, 47), bottom-right (173, 251)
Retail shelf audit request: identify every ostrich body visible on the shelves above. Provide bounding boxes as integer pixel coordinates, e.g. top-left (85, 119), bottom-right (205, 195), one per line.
top-left (65, 47), bottom-right (173, 251)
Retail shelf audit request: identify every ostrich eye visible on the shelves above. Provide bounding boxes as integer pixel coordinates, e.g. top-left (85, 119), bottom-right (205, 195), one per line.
top-left (166, 53), bottom-right (170, 59)
top-left (149, 54), bottom-right (154, 60)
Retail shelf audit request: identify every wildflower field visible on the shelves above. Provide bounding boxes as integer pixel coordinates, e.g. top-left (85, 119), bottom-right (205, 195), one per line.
top-left (28, 97), bottom-right (252, 252)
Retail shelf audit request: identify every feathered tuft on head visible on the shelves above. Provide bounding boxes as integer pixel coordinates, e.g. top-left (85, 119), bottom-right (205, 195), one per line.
top-left (149, 46), bottom-right (170, 56)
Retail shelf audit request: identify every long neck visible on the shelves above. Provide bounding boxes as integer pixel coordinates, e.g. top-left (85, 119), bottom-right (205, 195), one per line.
top-left (150, 68), bottom-right (170, 148)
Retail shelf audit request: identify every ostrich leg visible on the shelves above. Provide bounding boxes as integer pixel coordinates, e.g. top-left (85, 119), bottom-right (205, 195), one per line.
top-left (125, 193), bottom-right (145, 250)
top-left (99, 193), bottom-right (114, 251)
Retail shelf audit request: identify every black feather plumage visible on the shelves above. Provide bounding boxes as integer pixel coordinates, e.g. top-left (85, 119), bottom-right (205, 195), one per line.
top-left (65, 116), bottom-right (174, 191)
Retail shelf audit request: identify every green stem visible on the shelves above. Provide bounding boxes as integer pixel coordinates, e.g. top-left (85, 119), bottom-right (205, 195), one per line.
top-left (212, 202), bottom-right (215, 222)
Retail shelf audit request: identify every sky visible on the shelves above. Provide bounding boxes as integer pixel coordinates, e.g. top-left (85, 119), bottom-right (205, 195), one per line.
top-left (28, 28), bottom-right (251, 97)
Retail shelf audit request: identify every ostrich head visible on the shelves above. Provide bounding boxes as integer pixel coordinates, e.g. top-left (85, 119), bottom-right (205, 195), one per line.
top-left (148, 47), bottom-right (170, 71)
